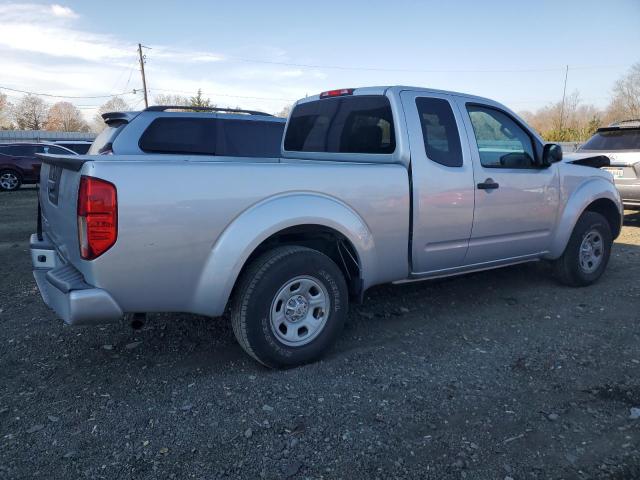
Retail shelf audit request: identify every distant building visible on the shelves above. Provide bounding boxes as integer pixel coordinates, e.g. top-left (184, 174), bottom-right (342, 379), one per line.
top-left (0, 130), bottom-right (96, 143)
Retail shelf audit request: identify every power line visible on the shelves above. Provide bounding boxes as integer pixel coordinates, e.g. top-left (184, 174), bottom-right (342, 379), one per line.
top-left (221, 57), bottom-right (626, 74)
top-left (155, 46), bottom-right (624, 74)
top-left (0, 85), bottom-right (138, 99)
top-left (108, 57), bottom-right (139, 95)
top-left (149, 87), bottom-right (295, 102)
top-left (506, 96), bottom-right (610, 105)
top-left (229, 58), bottom-right (561, 73)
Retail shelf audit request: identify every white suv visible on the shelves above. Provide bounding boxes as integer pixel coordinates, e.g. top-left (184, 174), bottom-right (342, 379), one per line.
top-left (579, 120), bottom-right (640, 208)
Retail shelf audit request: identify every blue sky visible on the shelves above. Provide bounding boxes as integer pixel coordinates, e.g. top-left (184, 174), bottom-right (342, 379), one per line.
top-left (0, 0), bottom-right (638, 119)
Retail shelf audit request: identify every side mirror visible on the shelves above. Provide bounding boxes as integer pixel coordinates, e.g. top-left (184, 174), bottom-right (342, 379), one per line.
top-left (542, 143), bottom-right (563, 167)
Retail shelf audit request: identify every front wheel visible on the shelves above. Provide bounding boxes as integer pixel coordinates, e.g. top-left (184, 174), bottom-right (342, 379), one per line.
top-left (553, 211), bottom-right (613, 287)
top-left (0, 170), bottom-right (22, 191)
top-left (231, 246), bottom-right (348, 368)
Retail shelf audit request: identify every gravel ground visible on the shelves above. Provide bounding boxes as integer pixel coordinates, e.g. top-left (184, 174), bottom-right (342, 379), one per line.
top-left (1, 187), bottom-right (639, 480)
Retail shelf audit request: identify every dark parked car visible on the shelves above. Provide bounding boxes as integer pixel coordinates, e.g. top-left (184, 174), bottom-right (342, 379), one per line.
top-left (0, 143), bottom-right (76, 191)
top-left (50, 140), bottom-right (93, 154)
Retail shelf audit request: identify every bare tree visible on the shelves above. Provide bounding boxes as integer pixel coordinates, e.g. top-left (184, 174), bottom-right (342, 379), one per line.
top-left (606, 62), bottom-right (640, 123)
top-left (12, 94), bottom-right (49, 130)
top-left (45, 101), bottom-right (89, 132)
top-left (276, 104), bottom-right (292, 118)
top-left (153, 93), bottom-right (190, 106)
top-left (92, 97), bottom-right (131, 132)
top-left (519, 91), bottom-right (603, 141)
top-left (0, 92), bottom-right (13, 129)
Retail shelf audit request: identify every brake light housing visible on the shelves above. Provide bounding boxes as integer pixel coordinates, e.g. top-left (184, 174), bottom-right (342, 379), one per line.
top-left (77, 176), bottom-right (117, 259)
top-left (319, 88), bottom-right (354, 98)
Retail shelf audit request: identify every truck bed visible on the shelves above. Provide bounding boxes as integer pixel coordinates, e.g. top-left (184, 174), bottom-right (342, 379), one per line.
top-left (37, 154), bottom-right (410, 319)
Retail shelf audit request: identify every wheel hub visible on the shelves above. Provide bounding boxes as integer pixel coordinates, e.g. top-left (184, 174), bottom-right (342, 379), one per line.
top-left (285, 295), bottom-right (309, 322)
top-left (269, 275), bottom-right (330, 347)
top-left (579, 229), bottom-right (603, 274)
top-left (0, 173), bottom-right (18, 190)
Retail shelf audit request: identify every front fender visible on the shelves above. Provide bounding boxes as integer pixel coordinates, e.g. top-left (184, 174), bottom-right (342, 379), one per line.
top-left (191, 193), bottom-right (376, 317)
top-left (547, 177), bottom-right (622, 259)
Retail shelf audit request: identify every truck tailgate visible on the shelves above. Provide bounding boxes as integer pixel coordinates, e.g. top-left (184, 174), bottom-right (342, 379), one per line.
top-left (36, 153), bottom-right (91, 265)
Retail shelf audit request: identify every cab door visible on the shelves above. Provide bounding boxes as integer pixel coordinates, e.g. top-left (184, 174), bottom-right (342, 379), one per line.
top-left (400, 91), bottom-right (475, 274)
top-left (454, 99), bottom-right (560, 264)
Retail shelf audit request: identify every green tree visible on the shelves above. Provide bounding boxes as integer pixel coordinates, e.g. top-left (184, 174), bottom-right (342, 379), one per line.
top-left (189, 89), bottom-right (212, 108)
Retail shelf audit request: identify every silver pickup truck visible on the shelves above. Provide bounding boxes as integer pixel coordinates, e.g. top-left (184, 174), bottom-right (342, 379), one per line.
top-left (32, 86), bottom-right (623, 368)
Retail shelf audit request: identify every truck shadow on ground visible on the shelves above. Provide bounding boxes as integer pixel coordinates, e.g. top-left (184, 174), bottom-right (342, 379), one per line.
top-left (623, 209), bottom-right (640, 226)
top-left (55, 257), bottom-right (581, 372)
top-left (49, 210), bottom-right (640, 376)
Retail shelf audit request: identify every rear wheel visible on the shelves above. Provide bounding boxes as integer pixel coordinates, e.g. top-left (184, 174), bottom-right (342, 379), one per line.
top-left (553, 211), bottom-right (612, 286)
top-left (231, 246), bottom-right (348, 368)
top-left (0, 170), bottom-right (22, 191)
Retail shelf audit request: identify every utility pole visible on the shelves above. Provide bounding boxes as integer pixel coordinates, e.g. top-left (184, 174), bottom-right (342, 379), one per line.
top-left (558, 64), bottom-right (569, 132)
top-left (138, 43), bottom-right (149, 108)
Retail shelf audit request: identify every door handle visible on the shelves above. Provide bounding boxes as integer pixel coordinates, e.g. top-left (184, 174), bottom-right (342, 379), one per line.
top-left (477, 178), bottom-right (499, 190)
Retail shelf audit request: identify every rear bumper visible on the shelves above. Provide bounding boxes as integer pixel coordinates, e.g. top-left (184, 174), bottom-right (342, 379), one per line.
top-left (616, 183), bottom-right (640, 207)
top-left (30, 234), bottom-right (123, 325)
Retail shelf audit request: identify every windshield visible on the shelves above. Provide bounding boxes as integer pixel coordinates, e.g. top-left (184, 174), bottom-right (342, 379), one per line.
top-left (580, 128), bottom-right (640, 151)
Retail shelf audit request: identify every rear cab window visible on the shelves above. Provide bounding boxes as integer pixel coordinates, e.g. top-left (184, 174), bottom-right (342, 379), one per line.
top-left (284, 96), bottom-right (395, 154)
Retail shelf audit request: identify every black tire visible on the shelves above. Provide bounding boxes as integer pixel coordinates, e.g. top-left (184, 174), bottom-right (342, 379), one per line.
top-left (231, 246), bottom-right (348, 368)
top-left (0, 169), bottom-right (22, 191)
top-left (553, 211), bottom-right (612, 287)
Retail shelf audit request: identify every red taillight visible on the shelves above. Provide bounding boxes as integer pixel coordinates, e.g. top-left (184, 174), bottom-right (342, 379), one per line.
top-left (77, 176), bottom-right (117, 259)
top-left (319, 88), bottom-right (354, 98)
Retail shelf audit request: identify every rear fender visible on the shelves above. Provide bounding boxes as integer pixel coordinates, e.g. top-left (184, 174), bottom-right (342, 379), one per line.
top-left (547, 177), bottom-right (622, 259)
top-left (191, 193), bottom-right (376, 317)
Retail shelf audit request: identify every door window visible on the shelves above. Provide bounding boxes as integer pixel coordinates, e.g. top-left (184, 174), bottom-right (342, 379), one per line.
top-left (466, 105), bottom-right (536, 169)
top-left (9, 145), bottom-right (38, 156)
top-left (45, 146), bottom-right (74, 155)
top-left (415, 97), bottom-right (462, 167)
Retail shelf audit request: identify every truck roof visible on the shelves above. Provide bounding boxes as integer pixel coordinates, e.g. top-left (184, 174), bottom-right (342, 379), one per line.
top-left (295, 85), bottom-right (496, 105)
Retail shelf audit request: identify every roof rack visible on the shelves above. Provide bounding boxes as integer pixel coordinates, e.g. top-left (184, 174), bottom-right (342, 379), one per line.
top-left (607, 119), bottom-right (640, 128)
top-left (144, 106), bottom-right (273, 116)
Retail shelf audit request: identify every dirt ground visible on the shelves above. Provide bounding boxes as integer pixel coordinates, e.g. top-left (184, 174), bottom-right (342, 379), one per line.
top-left (1, 187), bottom-right (639, 479)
